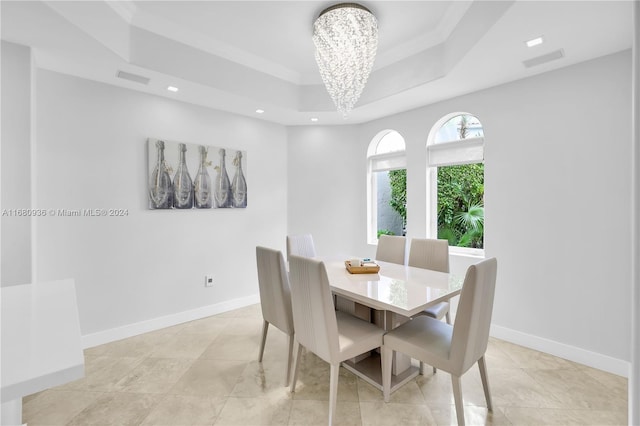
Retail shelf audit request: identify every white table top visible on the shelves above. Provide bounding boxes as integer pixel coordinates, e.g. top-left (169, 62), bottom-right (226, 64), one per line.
top-left (1, 279), bottom-right (84, 402)
top-left (324, 260), bottom-right (463, 317)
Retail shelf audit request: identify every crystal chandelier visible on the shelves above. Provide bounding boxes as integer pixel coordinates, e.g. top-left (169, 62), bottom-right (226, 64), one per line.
top-left (313, 3), bottom-right (378, 118)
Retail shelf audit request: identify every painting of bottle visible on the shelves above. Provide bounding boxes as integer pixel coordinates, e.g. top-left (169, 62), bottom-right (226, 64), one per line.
top-left (194, 146), bottom-right (212, 209)
top-left (231, 150), bottom-right (247, 208)
top-left (148, 140), bottom-right (173, 209)
top-left (173, 143), bottom-right (194, 209)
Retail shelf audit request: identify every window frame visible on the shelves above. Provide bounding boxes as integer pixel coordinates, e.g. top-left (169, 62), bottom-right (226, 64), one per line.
top-left (367, 130), bottom-right (407, 245)
top-left (426, 113), bottom-right (485, 258)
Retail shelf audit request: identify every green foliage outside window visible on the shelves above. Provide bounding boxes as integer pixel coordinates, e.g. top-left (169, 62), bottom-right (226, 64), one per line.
top-left (437, 164), bottom-right (484, 248)
top-left (386, 165), bottom-right (483, 248)
top-left (388, 169), bottom-right (407, 234)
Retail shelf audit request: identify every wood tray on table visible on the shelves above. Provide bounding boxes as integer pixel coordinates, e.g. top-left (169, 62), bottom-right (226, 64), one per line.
top-left (345, 260), bottom-right (380, 274)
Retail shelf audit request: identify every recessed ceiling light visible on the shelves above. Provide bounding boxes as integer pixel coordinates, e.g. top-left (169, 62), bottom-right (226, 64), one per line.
top-left (525, 36), bottom-right (544, 48)
top-left (167, 86), bottom-right (179, 92)
top-left (311, 117), bottom-right (319, 122)
top-left (256, 109), bottom-right (265, 114)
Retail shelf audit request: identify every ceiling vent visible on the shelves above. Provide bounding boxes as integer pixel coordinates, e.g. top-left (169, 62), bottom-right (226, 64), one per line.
top-left (116, 70), bottom-right (150, 85)
top-left (522, 49), bottom-right (565, 68)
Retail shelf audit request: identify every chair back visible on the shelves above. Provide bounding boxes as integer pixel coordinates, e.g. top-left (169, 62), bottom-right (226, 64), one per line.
top-left (288, 255), bottom-right (339, 363)
top-left (450, 258), bottom-right (498, 374)
top-left (375, 235), bottom-right (406, 265)
top-left (407, 238), bottom-right (450, 272)
top-left (256, 246), bottom-right (294, 335)
top-left (286, 234), bottom-right (317, 260)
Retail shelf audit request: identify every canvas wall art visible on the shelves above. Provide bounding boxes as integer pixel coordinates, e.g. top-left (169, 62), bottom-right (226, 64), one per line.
top-left (147, 138), bottom-right (247, 210)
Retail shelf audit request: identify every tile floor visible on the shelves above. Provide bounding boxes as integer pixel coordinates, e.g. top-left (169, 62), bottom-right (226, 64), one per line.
top-left (23, 304), bottom-right (628, 425)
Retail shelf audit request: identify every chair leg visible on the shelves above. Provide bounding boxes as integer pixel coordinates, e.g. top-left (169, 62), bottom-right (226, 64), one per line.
top-left (478, 356), bottom-right (493, 411)
top-left (382, 346), bottom-right (393, 402)
top-left (451, 375), bottom-right (465, 426)
top-left (258, 320), bottom-right (269, 362)
top-left (290, 342), bottom-right (303, 393)
top-left (285, 334), bottom-right (294, 387)
top-left (329, 364), bottom-right (340, 426)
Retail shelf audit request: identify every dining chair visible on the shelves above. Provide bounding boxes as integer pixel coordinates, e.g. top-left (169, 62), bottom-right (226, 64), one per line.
top-left (288, 255), bottom-right (388, 426)
top-left (374, 234), bottom-right (406, 265)
top-left (408, 238), bottom-right (452, 374)
top-left (409, 238), bottom-right (451, 323)
top-left (286, 234), bottom-right (317, 260)
top-left (256, 246), bottom-right (295, 386)
top-left (382, 257), bottom-right (498, 426)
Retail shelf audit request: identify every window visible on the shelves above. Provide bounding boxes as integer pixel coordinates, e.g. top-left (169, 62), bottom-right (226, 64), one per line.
top-left (367, 130), bottom-right (406, 244)
top-left (427, 114), bottom-right (484, 255)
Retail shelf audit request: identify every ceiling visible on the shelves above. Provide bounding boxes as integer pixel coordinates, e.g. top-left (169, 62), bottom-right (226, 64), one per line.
top-left (0, 1), bottom-right (633, 126)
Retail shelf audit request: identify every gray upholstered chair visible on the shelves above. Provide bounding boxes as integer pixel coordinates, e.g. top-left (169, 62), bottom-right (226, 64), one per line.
top-left (256, 246), bottom-right (295, 386)
top-left (286, 234), bottom-right (317, 260)
top-left (409, 238), bottom-right (452, 323)
top-left (288, 255), bottom-right (387, 426)
top-left (374, 235), bottom-right (406, 265)
top-left (382, 258), bottom-right (498, 426)
top-left (408, 238), bottom-right (452, 374)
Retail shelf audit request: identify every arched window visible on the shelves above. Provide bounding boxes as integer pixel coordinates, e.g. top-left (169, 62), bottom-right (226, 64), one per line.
top-left (427, 113), bottom-right (484, 255)
top-left (367, 130), bottom-right (406, 244)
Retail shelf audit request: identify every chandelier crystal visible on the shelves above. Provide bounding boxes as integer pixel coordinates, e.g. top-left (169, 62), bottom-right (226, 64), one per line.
top-left (313, 3), bottom-right (378, 118)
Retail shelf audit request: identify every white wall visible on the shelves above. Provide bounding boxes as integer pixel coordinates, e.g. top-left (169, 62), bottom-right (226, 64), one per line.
top-left (288, 50), bottom-right (632, 374)
top-left (287, 125), bottom-right (366, 259)
top-left (1, 41), bottom-right (32, 286)
top-left (35, 70), bottom-right (288, 339)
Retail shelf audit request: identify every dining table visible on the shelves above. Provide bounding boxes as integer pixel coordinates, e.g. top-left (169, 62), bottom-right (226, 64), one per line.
top-left (323, 259), bottom-right (463, 394)
top-left (1, 279), bottom-right (84, 425)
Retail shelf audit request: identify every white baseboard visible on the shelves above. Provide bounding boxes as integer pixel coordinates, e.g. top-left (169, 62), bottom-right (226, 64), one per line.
top-left (81, 294), bottom-right (260, 349)
top-left (490, 324), bottom-right (630, 378)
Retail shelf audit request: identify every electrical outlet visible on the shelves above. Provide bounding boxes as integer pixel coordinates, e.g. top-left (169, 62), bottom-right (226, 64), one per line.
top-left (205, 275), bottom-right (214, 287)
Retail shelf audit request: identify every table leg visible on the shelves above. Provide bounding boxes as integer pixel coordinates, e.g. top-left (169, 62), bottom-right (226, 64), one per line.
top-left (341, 309), bottom-right (418, 394)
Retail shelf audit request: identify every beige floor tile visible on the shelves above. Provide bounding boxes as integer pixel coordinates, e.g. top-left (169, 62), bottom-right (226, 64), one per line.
top-left (115, 357), bottom-right (195, 393)
top-left (288, 400), bottom-right (361, 426)
top-left (214, 396), bottom-right (292, 426)
top-left (221, 316), bottom-right (265, 336)
top-left (489, 367), bottom-right (565, 408)
top-left (429, 404), bottom-right (512, 426)
top-left (359, 401), bottom-right (436, 426)
top-left (503, 407), bottom-right (628, 425)
top-left (415, 368), bottom-right (488, 407)
top-left (19, 305), bottom-right (629, 426)
top-left (200, 332), bottom-right (262, 361)
top-left (580, 364), bottom-right (628, 393)
top-left (151, 333), bottom-right (216, 359)
top-left (179, 316), bottom-right (232, 336)
top-left (495, 340), bottom-right (577, 370)
top-left (59, 355), bottom-right (143, 391)
top-left (169, 359), bottom-right (246, 397)
top-left (290, 355), bottom-right (359, 402)
top-left (356, 377), bottom-right (425, 404)
top-left (215, 303), bottom-right (262, 319)
top-left (231, 359), bottom-right (293, 398)
top-left (140, 394), bottom-right (227, 426)
top-left (22, 389), bottom-right (102, 425)
top-left (98, 332), bottom-right (172, 358)
top-left (67, 392), bottom-right (160, 425)
top-left (524, 367), bottom-right (627, 411)
top-left (483, 341), bottom-right (519, 369)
